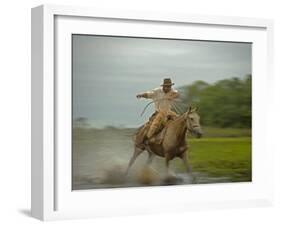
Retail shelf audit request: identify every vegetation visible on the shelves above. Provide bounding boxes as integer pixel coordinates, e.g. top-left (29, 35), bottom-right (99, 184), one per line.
top-left (179, 75), bottom-right (252, 128)
top-left (187, 137), bottom-right (251, 182)
top-left (188, 126), bottom-right (251, 138)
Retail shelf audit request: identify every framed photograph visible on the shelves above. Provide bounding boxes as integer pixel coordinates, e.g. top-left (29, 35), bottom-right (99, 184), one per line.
top-left (31, 4), bottom-right (274, 221)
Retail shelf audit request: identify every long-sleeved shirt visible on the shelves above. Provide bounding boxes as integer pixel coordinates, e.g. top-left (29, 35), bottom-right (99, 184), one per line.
top-left (145, 87), bottom-right (179, 113)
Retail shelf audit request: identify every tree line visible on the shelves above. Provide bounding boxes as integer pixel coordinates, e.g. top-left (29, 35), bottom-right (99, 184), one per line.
top-left (178, 75), bottom-right (251, 128)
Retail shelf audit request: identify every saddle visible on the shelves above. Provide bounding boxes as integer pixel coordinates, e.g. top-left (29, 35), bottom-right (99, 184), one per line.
top-left (135, 112), bottom-right (176, 147)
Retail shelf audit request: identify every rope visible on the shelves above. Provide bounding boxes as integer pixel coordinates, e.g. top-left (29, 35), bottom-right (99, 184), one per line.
top-left (140, 101), bottom-right (155, 117)
top-left (171, 102), bottom-right (181, 114)
top-left (140, 97), bottom-right (185, 117)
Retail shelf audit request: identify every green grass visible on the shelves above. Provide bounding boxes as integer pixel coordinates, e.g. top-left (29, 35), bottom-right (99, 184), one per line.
top-left (193, 127), bottom-right (251, 138)
top-left (186, 137), bottom-right (252, 182)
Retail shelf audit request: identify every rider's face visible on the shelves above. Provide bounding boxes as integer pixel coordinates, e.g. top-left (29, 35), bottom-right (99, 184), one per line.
top-left (162, 85), bottom-right (172, 93)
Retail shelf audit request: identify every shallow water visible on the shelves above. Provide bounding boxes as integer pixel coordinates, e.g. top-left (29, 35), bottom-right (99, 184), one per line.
top-left (72, 128), bottom-right (232, 190)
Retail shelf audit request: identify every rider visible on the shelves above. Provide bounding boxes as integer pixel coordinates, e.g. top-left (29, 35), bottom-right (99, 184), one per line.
top-left (136, 78), bottom-right (180, 140)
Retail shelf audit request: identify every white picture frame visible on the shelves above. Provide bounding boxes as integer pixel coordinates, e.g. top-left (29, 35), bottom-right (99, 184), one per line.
top-left (31, 4), bottom-right (274, 221)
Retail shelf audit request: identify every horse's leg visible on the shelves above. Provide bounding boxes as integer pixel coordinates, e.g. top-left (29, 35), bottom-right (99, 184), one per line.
top-left (181, 151), bottom-right (197, 183)
top-left (146, 151), bottom-right (155, 166)
top-left (164, 153), bottom-right (173, 176)
top-left (181, 151), bottom-right (192, 172)
top-left (142, 146), bottom-right (160, 180)
top-left (125, 146), bottom-right (143, 176)
top-left (162, 153), bottom-right (179, 184)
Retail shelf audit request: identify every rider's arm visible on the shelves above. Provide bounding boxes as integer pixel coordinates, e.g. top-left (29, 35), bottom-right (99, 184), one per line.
top-left (136, 89), bottom-right (156, 99)
top-left (136, 93), bottom-right (149, 98)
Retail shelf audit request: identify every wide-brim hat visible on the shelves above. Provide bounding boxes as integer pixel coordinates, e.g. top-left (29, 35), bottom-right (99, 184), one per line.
top-left (161, 78), bottom-right (174, 86)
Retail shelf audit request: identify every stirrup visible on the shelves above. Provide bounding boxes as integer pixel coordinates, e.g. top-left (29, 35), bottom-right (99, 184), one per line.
top-left (143, 135), bottom-right (149, 145)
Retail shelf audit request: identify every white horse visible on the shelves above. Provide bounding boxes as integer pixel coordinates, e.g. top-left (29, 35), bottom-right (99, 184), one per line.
top-left (126, 107), bottom-right (202, 182)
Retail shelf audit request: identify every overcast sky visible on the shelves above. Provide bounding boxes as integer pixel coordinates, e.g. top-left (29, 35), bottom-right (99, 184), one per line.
top-left (72, 35), bottom-right (251, 128)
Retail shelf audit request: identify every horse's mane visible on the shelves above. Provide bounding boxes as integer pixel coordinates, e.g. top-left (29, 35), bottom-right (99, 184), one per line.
top-left (174, 111), bottom-right (188, 122)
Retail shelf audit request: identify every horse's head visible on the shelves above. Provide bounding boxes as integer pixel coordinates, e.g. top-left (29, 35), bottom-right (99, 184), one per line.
top-left (185, 106), bottom-right (203, 138)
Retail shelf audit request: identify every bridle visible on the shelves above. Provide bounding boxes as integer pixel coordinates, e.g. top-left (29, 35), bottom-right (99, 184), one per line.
top-left (186, 113), bottom-right (200, 132)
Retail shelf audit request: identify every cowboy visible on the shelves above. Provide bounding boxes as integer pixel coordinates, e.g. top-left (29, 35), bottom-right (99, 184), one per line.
top-left (136, 78), bottom-right (180, 140)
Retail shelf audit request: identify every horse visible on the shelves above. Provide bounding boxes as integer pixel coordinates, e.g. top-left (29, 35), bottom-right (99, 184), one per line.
top-left (125, 106), bottom-right (203, 182)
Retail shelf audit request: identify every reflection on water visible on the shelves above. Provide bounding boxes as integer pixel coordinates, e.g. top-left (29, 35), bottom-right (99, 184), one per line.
top-left (72, 128), bottom-right (231, 190)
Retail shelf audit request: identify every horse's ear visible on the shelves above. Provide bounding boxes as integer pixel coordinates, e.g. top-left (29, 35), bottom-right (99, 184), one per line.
top-left (192, 106), bottom-right (198, 112)
top-left (187, 106), bottom-right (192, 113)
